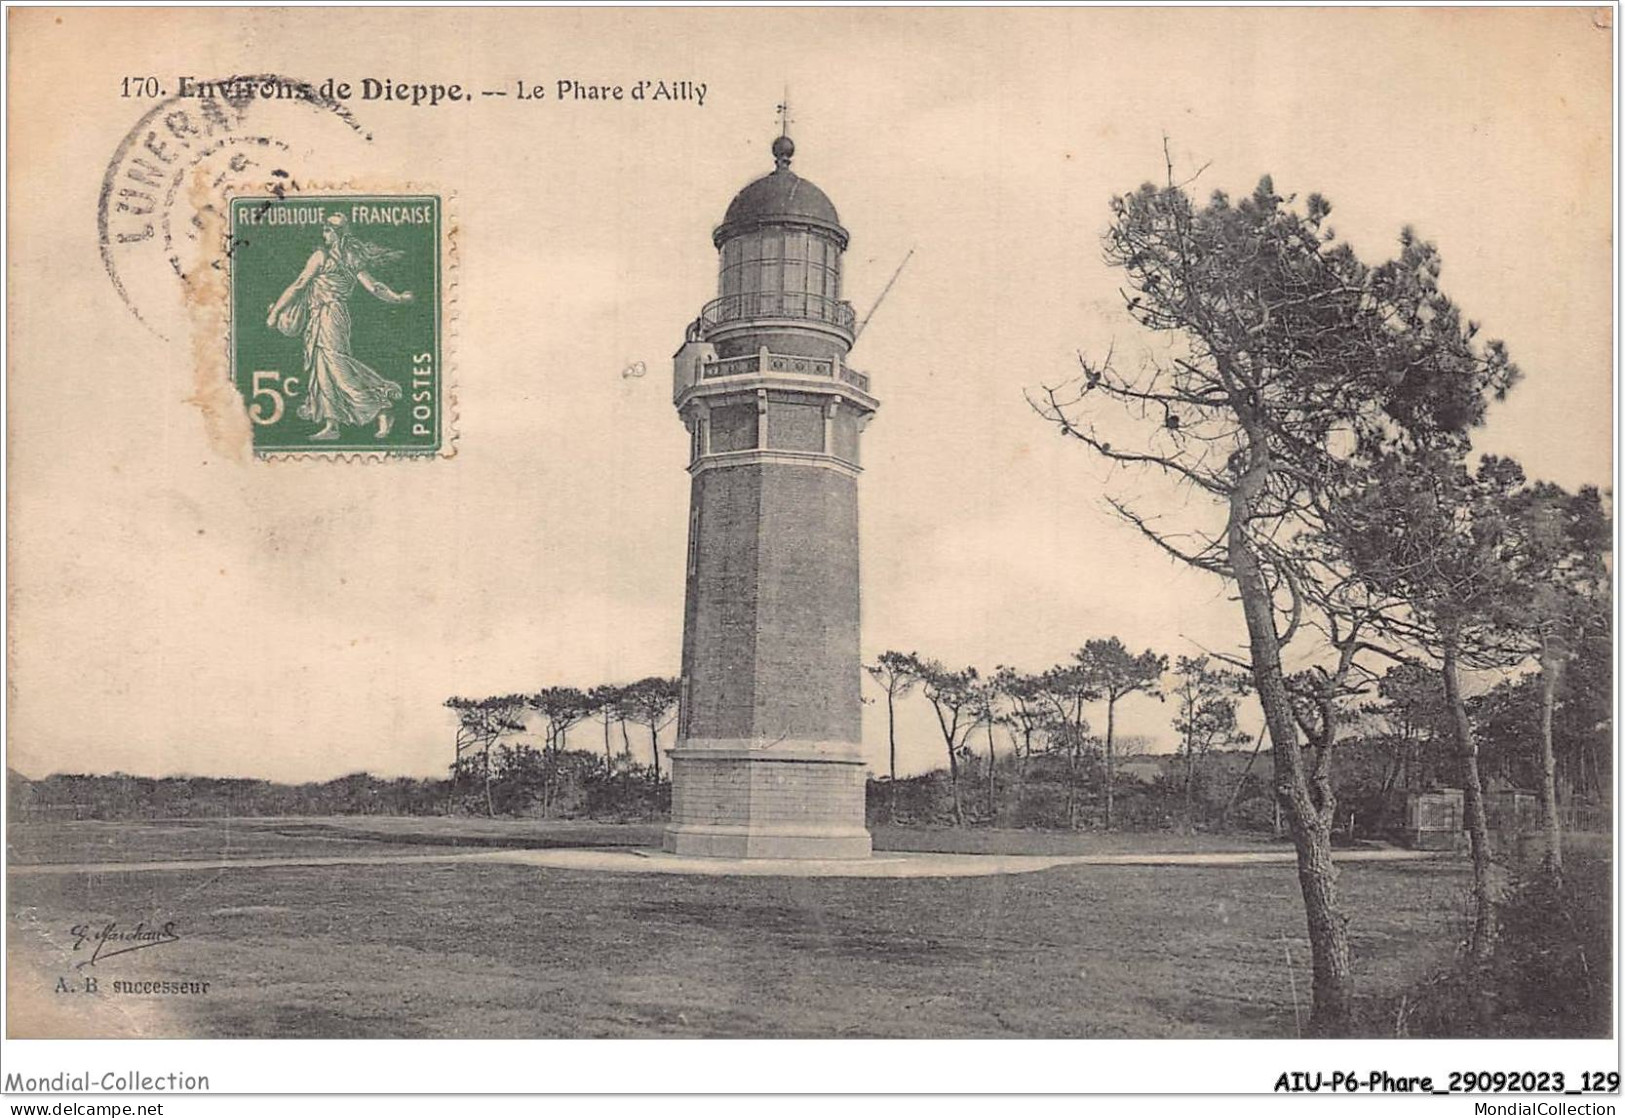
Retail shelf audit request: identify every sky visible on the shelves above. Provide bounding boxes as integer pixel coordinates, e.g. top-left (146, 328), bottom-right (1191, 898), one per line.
top-left (6, 7), bottom-right (1614, 782)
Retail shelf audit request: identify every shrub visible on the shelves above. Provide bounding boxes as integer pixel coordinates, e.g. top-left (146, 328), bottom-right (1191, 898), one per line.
top-left (1392, 854), bottom-right (1611, 1037)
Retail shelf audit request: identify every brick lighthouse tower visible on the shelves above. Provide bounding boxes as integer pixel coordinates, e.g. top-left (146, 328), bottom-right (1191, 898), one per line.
top-left (663, 129), bottom-right (878, 859)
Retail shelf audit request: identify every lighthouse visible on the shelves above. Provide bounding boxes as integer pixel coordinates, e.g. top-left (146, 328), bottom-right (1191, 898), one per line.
top-left (663, 131), bottom-right (878, 859)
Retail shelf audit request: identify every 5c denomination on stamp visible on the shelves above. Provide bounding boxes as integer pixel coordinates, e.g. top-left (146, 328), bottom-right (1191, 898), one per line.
top-left (230, 193), bottom-right (447, 457)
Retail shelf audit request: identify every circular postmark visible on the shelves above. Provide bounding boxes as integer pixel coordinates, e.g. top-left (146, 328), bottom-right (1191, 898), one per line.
top-left (98, 73), bottom-right (372, 340)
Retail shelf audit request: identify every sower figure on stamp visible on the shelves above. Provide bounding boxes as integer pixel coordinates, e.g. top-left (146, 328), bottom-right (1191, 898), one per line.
top-left (266, 213), bottom-right (413, 440)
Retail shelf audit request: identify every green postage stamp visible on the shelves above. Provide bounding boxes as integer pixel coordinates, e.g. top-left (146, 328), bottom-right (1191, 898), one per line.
top-left (230, 194), bottom-right (446, 457)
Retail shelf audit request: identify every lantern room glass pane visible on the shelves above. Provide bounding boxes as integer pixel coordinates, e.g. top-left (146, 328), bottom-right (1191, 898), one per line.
top-left (783, 252), bottom-right (807, 295)
top-left (713, 228), bottom-right (847, 322)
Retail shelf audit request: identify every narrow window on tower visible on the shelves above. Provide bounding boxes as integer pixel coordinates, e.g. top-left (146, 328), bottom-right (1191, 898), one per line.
top-left (686, 502), bottom-right (701, 577)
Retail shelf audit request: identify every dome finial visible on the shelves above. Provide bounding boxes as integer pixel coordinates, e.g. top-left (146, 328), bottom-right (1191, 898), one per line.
top-left (773, 92), bottom-right (794, 171)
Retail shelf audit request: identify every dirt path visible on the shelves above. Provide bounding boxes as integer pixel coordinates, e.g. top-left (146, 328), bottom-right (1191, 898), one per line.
top-left (7, 846), bottom-right (1436, 879)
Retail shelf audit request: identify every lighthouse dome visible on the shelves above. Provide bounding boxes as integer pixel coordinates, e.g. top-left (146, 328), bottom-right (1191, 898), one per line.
top-left (713, 136), bottom-right (849, 249)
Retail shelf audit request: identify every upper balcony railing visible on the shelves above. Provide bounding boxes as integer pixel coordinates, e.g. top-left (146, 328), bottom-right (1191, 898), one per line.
top-left (699, 349), bottom-right (871, 394)
top-left (698, 292), bottom-right (857, 336)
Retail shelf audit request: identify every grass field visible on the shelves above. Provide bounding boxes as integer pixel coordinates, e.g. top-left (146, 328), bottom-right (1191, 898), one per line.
top-left (7, 818), bottom-right (1481, 1038)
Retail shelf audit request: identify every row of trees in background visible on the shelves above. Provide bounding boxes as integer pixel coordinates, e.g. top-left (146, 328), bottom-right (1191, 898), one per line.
top-left (868, 643), bottom-right (1257, 833)
top-left (1028, 161), bottom-right (1611, 1032)
top-left (868, 625), bottom-right (1611, 843)
top-left (443, 677), bottom-right (679, 818)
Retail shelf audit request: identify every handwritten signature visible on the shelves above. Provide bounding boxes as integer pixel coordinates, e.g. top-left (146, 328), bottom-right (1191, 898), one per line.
top-left (69, 921), bottom-right (181, 970)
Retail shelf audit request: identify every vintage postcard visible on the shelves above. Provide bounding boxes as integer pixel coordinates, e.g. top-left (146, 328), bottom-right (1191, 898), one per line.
top-left (3, 4), bottom-right (1616, 1107)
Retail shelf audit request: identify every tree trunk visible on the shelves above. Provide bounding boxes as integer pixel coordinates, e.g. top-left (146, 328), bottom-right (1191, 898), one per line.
top-left (1181, 711), bottom-right (1198, 833)
top-left (1222, 725), bottom-right (1267, 828)
top-left (650, 723), bottom-right (662, 783)
top-left (1230, 510), bottom-right (1351, 1035)
top-left (1442, 643), bottom-right (1496, 960)
top-left (619, 718), bottom-right (633, 792)
top-left (1538, 640), bottom-right (1564, 874)
top-left (449, 742), bottom-right (462, 815)
top-left (886, 690), bottom-right (899, 824)
top-left (1184, 737), bottom-right (1197, 834)
top-left (603, 716), bottom-right (614, 776)
top-left (1104, 698), bottom-right (1117, 829)
top-left (542, 734), bottom-right (554, 818)
top-left (1373, 737), bottom-right (1406, 834)
top-left (975, 715), bottom-right (988, 822)
top-left (933, 704), bottom-right (966, 827)
top-left (1014, 725), bottom-right (1029, 820)
top-left (1065, 732), bottom-right (1078, 830)
top-left (549, 735), bottom-right (561, 816)
top-left (482, 744), bottom-right (495, 819)
top-left (945, 732), bottom-right (965, 827)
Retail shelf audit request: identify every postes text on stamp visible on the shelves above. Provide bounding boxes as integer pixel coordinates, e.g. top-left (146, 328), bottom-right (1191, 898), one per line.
top-left (230, 194), bottom-right (444, 456)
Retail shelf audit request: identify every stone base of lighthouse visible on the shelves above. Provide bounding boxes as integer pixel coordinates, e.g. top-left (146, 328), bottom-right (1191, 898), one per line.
top-left (661, 739), bottom-right (872, 859)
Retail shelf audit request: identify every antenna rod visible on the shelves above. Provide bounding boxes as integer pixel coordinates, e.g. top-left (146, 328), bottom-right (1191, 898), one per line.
top-left (853, 247), bottom-right (914, 341)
